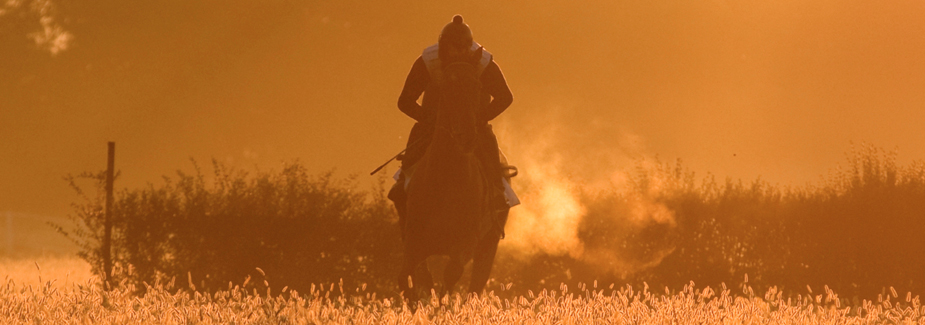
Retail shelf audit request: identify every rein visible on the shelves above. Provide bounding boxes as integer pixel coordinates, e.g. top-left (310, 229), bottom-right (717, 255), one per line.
top-left (434, 124), bottom-right (478, 155)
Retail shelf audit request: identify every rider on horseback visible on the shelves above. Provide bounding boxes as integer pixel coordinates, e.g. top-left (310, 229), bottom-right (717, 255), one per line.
top-left (389, 15), bottom-right (514, 223)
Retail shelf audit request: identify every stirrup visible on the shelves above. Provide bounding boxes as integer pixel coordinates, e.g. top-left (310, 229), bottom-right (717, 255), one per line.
top-left (503, 165), bottom-right (518, 178)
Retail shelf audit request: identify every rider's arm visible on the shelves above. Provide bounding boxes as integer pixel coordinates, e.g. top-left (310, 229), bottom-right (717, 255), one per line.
top-left (480, 61), bottom-right (513, 122)
top-left (397, 57), bottom-right (430, 121)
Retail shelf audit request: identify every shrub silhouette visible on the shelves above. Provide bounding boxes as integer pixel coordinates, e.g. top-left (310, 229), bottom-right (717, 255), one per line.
top-left (489, 145), bottom-right (925, 298)
top-left (60, 145), bottom-right (925, 299)
top-left (59, 161), bottom-right (401, 294)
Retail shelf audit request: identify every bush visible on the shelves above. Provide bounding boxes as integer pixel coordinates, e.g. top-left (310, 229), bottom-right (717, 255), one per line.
top-left (490, 145), bottom-right (925, 298)
top-left (57, 161), bottom-right (401, 294)
top-left (60, 145), bottom-right (925, 299)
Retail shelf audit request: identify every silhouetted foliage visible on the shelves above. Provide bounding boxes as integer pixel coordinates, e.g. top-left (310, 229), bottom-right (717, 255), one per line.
top-left (490, 145), bottom-right (925, 299)
top-left (62, 145), bottom-right (925, 299)
top-left (60, 161), bottom-right (401, 294)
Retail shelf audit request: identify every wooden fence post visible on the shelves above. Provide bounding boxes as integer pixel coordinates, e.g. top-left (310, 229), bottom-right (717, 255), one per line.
top-left (103, 142), bottom-right (114, 286)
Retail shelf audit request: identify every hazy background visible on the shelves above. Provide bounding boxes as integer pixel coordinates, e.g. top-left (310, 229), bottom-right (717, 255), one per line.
top-left (3, 0), bottom-right (924, 221)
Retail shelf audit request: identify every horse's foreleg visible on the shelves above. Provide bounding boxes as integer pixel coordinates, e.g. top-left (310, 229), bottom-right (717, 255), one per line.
top-left (398, 258), bottom-right (419, 303)
top-left (468, 209), bottom-right (509, 294)
top-left (468, 238), bottom-right (500, 294)
top-left (417, 262), bottom-right (435, 295)
top-left (443, 258), bottom-right (465, 296)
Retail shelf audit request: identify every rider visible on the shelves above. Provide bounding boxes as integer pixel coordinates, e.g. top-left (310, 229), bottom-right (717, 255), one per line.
top-left (389, 15), bottom-right (514, 220)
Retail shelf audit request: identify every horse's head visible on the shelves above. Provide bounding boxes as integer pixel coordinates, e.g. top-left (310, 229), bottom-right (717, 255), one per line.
top-left (437, 47), bottom-right (484, 153)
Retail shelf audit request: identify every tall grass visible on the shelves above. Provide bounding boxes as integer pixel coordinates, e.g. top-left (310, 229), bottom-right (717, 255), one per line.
top-left (2, 277), bottom-right (923, 324)
top-left (0, 256), bottom-right (91, 289)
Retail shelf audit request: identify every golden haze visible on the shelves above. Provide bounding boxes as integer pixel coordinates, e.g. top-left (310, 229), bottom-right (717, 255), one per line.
top-left (2, 0), bottom-right (924, 221)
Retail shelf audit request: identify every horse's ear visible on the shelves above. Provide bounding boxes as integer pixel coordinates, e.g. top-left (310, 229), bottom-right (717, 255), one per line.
top-left (470, 47), bottom-right (483, 64)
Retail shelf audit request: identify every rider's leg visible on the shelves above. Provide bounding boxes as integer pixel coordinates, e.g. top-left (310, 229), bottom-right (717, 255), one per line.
top-left (388, 173), bottom-right (407, 238)
top-left (391, 123), bottom-right (431, 236)
top-left (479, 125), bottom-right (508, 209)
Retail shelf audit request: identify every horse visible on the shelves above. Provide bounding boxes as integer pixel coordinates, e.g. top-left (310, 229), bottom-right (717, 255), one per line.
top-left (398, 47), bottom-right (508, 302)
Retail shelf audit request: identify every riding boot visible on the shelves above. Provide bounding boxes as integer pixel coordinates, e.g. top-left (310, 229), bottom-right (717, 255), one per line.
top-left (491, 185), bottom-right (508, 210)
top-left (388, 174), bottom-right (408, 239)
top-left (488, 156), bottom-right (508, 210)
top-left (388, 177), bottom-right (405, 203)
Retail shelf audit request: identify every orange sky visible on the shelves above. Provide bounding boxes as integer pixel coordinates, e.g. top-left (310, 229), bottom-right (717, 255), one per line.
top-left (2, 0), bottom-right (924, 217)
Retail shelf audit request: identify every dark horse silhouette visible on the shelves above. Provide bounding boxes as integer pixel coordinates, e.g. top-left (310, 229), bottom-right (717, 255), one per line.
top-left (398, 47), bottom-right (508, 302)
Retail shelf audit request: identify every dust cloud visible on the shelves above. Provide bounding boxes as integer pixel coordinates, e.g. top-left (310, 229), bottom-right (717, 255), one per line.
top-left (495, 106), bottom-right (679, 276)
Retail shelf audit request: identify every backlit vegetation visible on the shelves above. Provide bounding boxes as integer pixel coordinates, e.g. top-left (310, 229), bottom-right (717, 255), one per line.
top-left (492, 145), bottom-right (925, 298)
top-left (0, 256), bottom-right (91, 289)
top-left (52, 145), bottom-right (925, 301)
top-left (2, 277), bottom-right (923, 324)
top-left (56, 161), bottom-right (401, 295)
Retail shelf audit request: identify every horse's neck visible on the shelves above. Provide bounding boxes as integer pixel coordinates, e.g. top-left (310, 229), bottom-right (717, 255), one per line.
top-left (419, 124), bottom-right (473, 173)
top-left (430, 126), bottom-right (465, 158)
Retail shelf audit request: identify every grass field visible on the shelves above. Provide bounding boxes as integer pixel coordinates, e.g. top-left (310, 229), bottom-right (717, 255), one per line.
top-left (1, 256), bottom-right (93, 289)
top-left (1, 211), bottom-right (78, 258)
top-left (0, 211), bottom-right (95, 289)
top-left (1, 263), bottom-right (922, 324)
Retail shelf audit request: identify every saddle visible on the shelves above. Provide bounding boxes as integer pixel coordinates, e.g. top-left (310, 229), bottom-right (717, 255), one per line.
top-left (390, 149), bottom-right (520, 209)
